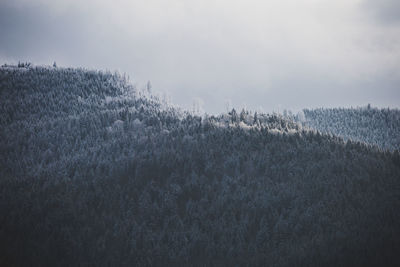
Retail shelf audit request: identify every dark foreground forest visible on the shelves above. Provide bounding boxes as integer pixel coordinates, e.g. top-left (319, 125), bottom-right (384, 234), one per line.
top-left (1, 65), bottom-right (400, 266)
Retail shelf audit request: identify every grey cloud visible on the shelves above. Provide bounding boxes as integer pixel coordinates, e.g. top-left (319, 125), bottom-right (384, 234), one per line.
top-left (361, 0), bottom-right (400, 25)
top-left (0, 4), bottom-right (85, 61)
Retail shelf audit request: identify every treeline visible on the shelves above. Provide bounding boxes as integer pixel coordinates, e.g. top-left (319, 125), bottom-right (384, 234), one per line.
top-left (1, 65), bottom-right (400, 266)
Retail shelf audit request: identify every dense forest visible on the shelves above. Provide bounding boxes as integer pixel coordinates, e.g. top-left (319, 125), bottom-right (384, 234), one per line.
top-left (299, 107), bottom-right (400, 151)
top-left (1, 64), bottom-right (400, 266)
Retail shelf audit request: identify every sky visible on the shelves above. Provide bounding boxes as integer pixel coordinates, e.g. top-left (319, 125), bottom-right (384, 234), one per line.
top-left (1, 0), bottom-right (399, 114)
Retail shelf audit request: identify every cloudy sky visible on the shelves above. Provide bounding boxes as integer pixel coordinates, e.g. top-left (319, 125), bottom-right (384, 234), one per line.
top-left (1, 0), bottom-right (399, 114)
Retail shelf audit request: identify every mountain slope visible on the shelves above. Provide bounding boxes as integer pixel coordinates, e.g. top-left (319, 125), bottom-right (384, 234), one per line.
top-left (1, 65), bottom-right (400, 267)
top-left (300, 107), bottom-right (400, 151)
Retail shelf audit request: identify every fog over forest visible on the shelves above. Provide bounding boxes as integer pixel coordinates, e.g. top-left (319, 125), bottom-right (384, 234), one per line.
top-left (1, 0), bottom-right (400, 266)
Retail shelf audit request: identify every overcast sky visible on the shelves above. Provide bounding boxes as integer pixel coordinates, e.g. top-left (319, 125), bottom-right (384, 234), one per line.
top-left (1, 0), bottom-right (399, 114)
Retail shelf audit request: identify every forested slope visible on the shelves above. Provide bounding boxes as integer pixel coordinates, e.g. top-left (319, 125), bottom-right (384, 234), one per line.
top-left (1, 65), bottom-right (400, 266)
top-left (301, 107), bottom-right (400, 151)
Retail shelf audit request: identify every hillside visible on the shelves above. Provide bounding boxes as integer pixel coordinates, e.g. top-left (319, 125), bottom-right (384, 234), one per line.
top-left (1, 65), bottom-right (400, 266)
top-left (300, 107), bottom-right (400, 151)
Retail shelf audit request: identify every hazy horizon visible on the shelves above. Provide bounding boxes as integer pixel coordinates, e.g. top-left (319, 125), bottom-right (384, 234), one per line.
top-left (1, 0), bottom-right (399, 114)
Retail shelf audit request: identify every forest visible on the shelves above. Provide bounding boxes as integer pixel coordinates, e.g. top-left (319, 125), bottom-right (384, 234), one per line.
top-left (300, 107), bottom-right (400, 151)
top-left (1, 64), bottom-right (399, 266)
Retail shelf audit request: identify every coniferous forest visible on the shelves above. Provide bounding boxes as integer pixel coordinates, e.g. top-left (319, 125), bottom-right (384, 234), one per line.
top-left (1, 64), bottom-right (400, 266)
